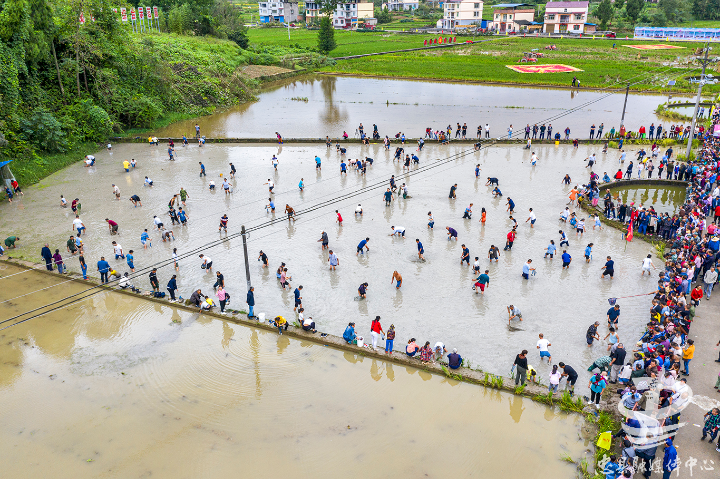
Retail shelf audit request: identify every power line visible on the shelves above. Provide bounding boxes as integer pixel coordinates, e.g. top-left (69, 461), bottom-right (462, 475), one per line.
top-left (1, 64), bottom-right (697, 328)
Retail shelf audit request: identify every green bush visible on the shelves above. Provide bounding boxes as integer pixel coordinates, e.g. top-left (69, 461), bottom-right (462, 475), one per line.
top-left (61, 100), bottom-right (113, 143)
top-left (126, 95), bottom-right (164, 128)
top-left (18, 109), bottom-right (67, 153)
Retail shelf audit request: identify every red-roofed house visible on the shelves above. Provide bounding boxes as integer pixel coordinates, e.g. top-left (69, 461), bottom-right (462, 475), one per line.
top-left (543, 1), bottom-right (589, 34)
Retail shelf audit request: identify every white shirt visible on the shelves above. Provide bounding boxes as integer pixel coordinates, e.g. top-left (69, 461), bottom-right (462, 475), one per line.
top-left (549, 372), bottom-right (561, 385)
top-left (528, 212), bottom-right (536, 221)
top-left (113, 185), bottom-right (119, 194)
top-left (537, 339), bottom-right (550, 352)
top-left (209, 180), bottom-right (215, 187)
top-left (223, 180), bottom-right (230, 189)
top-left (298, 312), bottom-right (304, 323)
top-left (303, 316), bottom-right (313, 327)
top-left (173, 252), bottom-right (179, 262)
top-left (531, 154), bottom-right (538, 163)
top-left (355, 205), bottom-right (362, 213)
top-left (560, 209), bottom-right (569, 219)
top-left (113, 244), bottom-right (123, 255)
top-left (642, 258), bottom-right (653, 268)
top-left (203, 256), bottom-right (212, 264)
top-left (86, 155), bottom-right (95, 161)
top-left (73, 218), bottom-right (83, 229)
top-left (154, 217), bottom-right (163, 225)
top-left (267, 181), bottom-right (274, 188)
top-left (61, 197), bottom-right (67, 205)
top-left (434, 341), bottom-right (445, 353)
top-left (393, 227), bottom-right (405, 235)
top-left (145, 178), bottom-right (152, 185)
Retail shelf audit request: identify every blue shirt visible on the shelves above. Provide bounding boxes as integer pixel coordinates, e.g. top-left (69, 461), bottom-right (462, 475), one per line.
top-left (97, 260), bottom-right (110, 273)
top-left (294, 288), bottom-right (301, 300)
top-left (547, 244), bottom-right (556, 254)
top-left (200, 163), bottom-right (205, 171)
top-left (605, 260), bottom-right (615, 271)
top-left (522, 264), bottom-right (530, 275)
top-left (585, 246), bottom-right (592, 256)
top-left (126, 254), bottom-right (134, 264)
top-left (315, 156), bottom-right (321, 165)
top-left (417, 241), bottom-right (424, 252)
top-left (562, 252), bottom-right (571, 263)
top-left (508, 199), bottom-right (515, 209)
top-left (340, 162), bottom-right (346, 171)
top-left (358, 239), bottom-right (368, 249)
top-left (178, 211), bottom-right (186, 221)
top-left (141, 232), bottom-right (149, 242)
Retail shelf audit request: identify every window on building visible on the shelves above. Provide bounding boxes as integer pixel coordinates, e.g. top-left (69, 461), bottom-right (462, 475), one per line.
top-left (474, 3), bottom-right (479, 7)
top-left (508, 14), bottom-right (512, 19)
top-left (502, 14), bottom-right (506, 20)
top-left (574, 13), bottom-right (582, 20)
top-left (573, 24), bottom-right (579, 30)
top-left (473, 11), bottom-right (479, 16)
top-left (563, 8), bottom-right (567, 12)
top-left (547, 14), bottom-right (555, 20)
top-left (495, 13), bottom-right (499, 18)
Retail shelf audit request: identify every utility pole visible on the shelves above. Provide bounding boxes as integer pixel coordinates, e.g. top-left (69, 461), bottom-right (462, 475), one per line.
top-left (686, 43), bottom-right (713, 161)
top-left (619, 83), bottom-right (630, 130)
top-left (241, 225), bottom-right (252, 292)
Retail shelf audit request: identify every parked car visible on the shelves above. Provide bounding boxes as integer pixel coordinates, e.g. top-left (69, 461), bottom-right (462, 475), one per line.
top-left (595, 30), bottom-right (616, 38)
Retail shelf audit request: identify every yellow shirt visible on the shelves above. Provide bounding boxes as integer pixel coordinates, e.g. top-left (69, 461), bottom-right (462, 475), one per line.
top-left (683, 344), bottom-right (695, 360)
top-left (123, 161), bottom-right (130, 169)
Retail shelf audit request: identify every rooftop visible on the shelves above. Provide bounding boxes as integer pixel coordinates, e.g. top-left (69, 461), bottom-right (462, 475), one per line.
top-left (492, 3), bottom-right (529, 8)
top-left (545, 1), bottom-right (589, 8)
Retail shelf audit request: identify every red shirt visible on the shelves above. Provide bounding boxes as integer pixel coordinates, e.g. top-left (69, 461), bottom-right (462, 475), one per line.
top-left (507, 231), bottom-right (516, 242)
top-left (371, 320), bottom-right (382, 333)
top-left (691, 288), bottom-right (703, 300)
top-left (615, 171), bottom-right (623, 179)
top-left (337, 213), bottom-right (343, 223)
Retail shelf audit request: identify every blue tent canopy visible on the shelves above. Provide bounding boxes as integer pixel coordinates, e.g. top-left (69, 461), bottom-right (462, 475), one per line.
top-left (0, 160), bottom-right (12, 168)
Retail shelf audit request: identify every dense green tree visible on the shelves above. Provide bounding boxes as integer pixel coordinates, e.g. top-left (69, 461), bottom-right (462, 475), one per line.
top-left (651, 10), bottom-right (668, 26)
top-left (614, 0), bottom-right (625, 9)
top-left (317, 16), bottom-right (336, 54)
top-left (625, 0), bottom-right (644, 24)
top-left (596, 0), bottom-right (613, 30)
top-left (375, 7), bottom-right (392, 23)
top-left (692, 0), bottom-right (720, 20)
top-left (658, 0), bottom-right (687, 24)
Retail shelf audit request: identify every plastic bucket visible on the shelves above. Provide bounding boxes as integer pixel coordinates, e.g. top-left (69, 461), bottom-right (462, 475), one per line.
top-left (356, 336), bottom-right (364, 348)
top-left (258, 313), bottom-right (266, 322)
top-left (555, 141), bottom-right (560, 145)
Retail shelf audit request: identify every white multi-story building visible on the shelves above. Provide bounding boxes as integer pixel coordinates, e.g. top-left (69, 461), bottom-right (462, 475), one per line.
top-left (258, 1), bottom-right (299, 23)
top-left (543, 1), bottom-right (589, 34)
top-left (387, 0), bottom-right (419, 11)
top-left (332, 0), bottom-right (374, 29)
top-left (442, 0), bottom-right (483, 30)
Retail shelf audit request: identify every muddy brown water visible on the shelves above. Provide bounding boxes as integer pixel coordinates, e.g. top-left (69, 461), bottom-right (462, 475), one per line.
top-left (0, 141), bottom-right (667, 389)
top-left (151, 75), bottom-right (684, 139)
top-left (0, 264), bottom-right (589, 477)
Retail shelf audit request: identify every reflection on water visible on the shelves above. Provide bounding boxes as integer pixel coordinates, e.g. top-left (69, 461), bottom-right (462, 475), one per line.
top-left (0, 265), bottom-right (587, 477)
top-left (610, 185), bottom-right (687, 214)
top-left (152, 74), bottom-right (684, 138)
top-left (0, 141), bottom-right (662, 389)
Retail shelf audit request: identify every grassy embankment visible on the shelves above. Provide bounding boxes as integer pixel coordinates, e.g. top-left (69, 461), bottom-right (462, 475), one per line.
top-left (327, 36), bottom-right (720, 93)
top-left (9, 33), bottom-right (301, 187)
top-left (248, 28), bottom-right (720, 93)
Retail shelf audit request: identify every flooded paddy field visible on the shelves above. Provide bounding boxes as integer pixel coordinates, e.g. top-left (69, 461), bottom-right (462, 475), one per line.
top-left (0, 264), bottom-right (588, 477)
top-left (0, 140), bottom-right (667, 387)
top-left (152, 75), bottom-right (681, 139)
